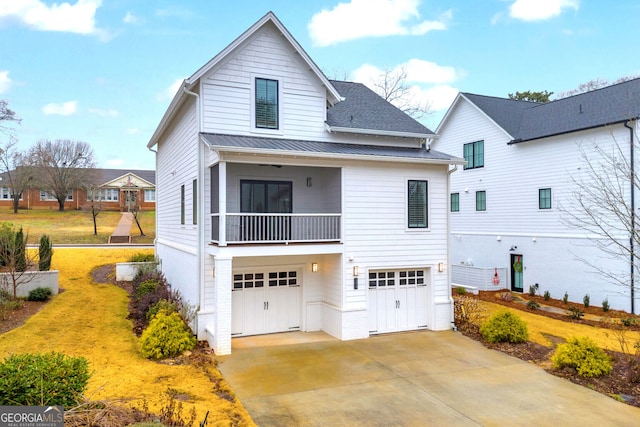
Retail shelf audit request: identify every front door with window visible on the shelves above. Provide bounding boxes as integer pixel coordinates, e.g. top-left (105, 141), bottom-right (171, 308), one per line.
top-left (511, 254), bottom-right (524, 292)
top-left (240, 180), bottom-right (292, 241)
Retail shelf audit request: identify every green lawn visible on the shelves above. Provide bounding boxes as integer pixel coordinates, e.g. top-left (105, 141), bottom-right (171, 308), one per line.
top-left (0, 209), bottom-right (155, 245)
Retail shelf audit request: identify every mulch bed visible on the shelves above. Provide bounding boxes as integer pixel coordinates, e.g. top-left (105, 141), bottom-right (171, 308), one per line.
top-left (458, 290), bottom-right (640, 407)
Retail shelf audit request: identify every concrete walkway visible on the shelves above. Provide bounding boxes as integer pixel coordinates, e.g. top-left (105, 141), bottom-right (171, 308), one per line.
top-left (108, 212), bottom-right (133, 244)
top-left (218, 330), bottom-right (640, 426)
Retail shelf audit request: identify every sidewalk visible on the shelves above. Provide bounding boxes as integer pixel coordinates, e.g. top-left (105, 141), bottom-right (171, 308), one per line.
top-left (108, 212), bottom-right (133, 244)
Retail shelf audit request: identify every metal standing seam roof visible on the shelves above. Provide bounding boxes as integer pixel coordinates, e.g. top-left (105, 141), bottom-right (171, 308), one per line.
top-left (327, 80), bottom-right (435, 136)
top-left (201, 133), bottom-right (462, 163)
top-left (462, 77), bottom-right (640, 143)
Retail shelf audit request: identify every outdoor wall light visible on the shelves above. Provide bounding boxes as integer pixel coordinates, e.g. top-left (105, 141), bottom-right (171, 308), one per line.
top-left (353, 266), bottom-right (359, 290)
top-left (438, 262), bottom-right (445, 273)
top-left (312, 263), bottom-right (318, 273)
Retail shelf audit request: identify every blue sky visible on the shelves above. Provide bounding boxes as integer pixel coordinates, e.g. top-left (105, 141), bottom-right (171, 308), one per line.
top-left (1, 0), bottom-right (638, 170)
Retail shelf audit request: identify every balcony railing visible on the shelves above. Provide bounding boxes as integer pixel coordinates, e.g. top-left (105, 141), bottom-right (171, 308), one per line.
top-left (211, 213), bottom-right (341, 244)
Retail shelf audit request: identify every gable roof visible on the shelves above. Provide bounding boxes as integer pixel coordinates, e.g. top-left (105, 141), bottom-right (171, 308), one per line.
top-left (147, 11), bottom-right (342, 149)
top-left (327, 80), bottom-right (435, 138)
top-left (444, 78), bottom-right (640, 143)
top-left (0, 168), bottom-right (155, 188)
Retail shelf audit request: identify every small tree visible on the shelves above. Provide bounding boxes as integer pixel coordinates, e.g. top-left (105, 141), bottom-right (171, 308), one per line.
top-left (131, 206), bottom-right (145, 237)
top-left (84, 186), bottom-right (103, 235)
top-left (0, 225), bottom-right (38, 298)
top-left (508, 90), bottom-right (553, 103)
top-left (38, 235), bottom-right (53, 271)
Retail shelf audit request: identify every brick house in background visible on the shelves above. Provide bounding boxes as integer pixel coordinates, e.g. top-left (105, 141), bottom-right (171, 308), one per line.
top-left (0, 168), bottom-right (156, 211)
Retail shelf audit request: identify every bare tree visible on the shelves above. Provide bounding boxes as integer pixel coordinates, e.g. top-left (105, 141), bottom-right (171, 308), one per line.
top-left (562, 127), bottom-right (639, 312)
top-left (557, 76), bottom-right (639, 99)
top-left (0, 140), bottom-right (35, 213)
top-left (29, 139), bottom-right (95, 211)
top-left (0, 224), bottom-right (38, 299)
top-left (369, 67), bottom-right (432, 120)
top-left (83, 185), bottom-right (103, 235)
top-left (0, 100), bottom-right (20, 135)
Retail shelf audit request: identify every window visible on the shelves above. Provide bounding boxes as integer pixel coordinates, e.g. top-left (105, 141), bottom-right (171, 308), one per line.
top-left (240, 180), bottom-right (292, 213)
top-left (144, 189), bottom-right (156, 202)
top-left (450, 193), bottom-right (459, 212)
top-left (40, 191), bottom-right (72, 201)
top-left (369, 270), bottom-right (425, 288)
top-left (408, 180), bottom-right (428, 228)
top-left (539, 188), bottom-right (552, 209)
top-left (255, 78), bottom-right (278, 129)
top-left (1, 187), bottom-right (13, 199)
top-left (476, 191), bottom-right (486, 211)
top-left (192, 179), bottom-right (197, 225)
top-left (463, 140), bottom-right (484, 169)
top-left (180, 185), bottom-right (185, 225)
top-left (91, 188), bottom-right (118, 201)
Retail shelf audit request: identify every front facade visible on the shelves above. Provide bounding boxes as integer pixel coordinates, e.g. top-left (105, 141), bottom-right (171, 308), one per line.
top-left (0, 168), bottom-right (156, 211)
top-left (432, 80), bottom-right (640, 313)
top-left (148, 12), bottom-right (463, 355)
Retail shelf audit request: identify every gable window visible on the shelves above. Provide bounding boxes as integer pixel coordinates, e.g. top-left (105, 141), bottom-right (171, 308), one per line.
top-left (450, 193), bottom-right (460, 212)
top-left (476, 191), bottom-right (486, 211)
top-left (408, 180), bottom-right (428, 228)
top-left (463, 140), bottom-right (484, 169)
top-left (255, 78), bottom-right (278, 129)
top-left (539, 188), bottom-right (552, 209)
top-left (180, 185), bottom-right (185, 225)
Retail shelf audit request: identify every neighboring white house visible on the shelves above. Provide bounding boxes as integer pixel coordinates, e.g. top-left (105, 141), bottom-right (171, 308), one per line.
top-left (432, 79), bottom-right (640, 313)
top-left (147, 12), bottom-right (463, 355)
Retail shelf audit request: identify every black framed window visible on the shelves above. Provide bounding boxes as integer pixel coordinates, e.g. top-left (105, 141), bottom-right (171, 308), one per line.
top-left (539, 188), bottom-right (551, 209)
top-left (450, 193), bottom-right (460, 212)
top-left (476, 190), bottom-right (486, 211)
top-left (408, 180), bottom-right (428, 228)
top-left (463, 140), bottom-right (484, 169)
top-left (255, 78), bottom-right (278, 129)
top-left (180, 184), bottom-right (185, 225)
top-left (192, 179), bottom-right (198, 224)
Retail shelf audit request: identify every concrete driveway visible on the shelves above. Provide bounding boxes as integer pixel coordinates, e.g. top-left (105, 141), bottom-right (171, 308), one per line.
top-left (217, 330), bottom-right (640, 426)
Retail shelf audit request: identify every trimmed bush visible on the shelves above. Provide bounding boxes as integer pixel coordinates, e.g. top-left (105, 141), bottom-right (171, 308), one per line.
top-left (562, 292), bottom-right (569, 304)
top-left (146, 298), bottom-right (180, 321)
top-left (526, 300), bottom-right (540, 310)
top-left (38, 234), bottom-right (53, 271)
top-left (602, 298), bottom-right (610, 313)
top-left (543, 290), bottom-right (551, 301)
top-left (0, 352), bottom-right (90, 407)
top-left (552, 337), bottom-right (612, 378)
top-left (27, 287), bottom-right (52, 301)
top-left (140, 311), bottom-right (196, 359)
top-left (528, 285), bottom-right (536, 297)
top-left (480, 311), bottom-right (528, 344)
top-left (583, 294), bottom-right (590, 308)
top-left (14, 227), bottom-right (27, 272)
top-left (566, 306), bottom-right (585, 319)
top-left (128, 252), bottom-right (156, 263)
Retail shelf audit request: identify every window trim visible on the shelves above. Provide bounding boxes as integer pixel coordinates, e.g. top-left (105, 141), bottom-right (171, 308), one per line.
top-left (407, 179), bottom-right (429, 229)
top-left (180, 184), bottom-right (185, 225)
top-left (192, 179), bottom-right (197, 225)
top-left (251, 75), bottom-right (283, 134)
top-left (463, 140), bottom-right (484, 170)
top-left (476, 190), bottom-right (486, 212)
top-left (539, 188), bottom-right (552, 210)
top-left (450, 192), bottom-right (460, 213)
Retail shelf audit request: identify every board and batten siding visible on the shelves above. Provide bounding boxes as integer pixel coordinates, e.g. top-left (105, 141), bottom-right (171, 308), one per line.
top-left (155, 96), bottom-right (200, 306)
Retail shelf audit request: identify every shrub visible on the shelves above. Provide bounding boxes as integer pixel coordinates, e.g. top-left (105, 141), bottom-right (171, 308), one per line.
top-left (528, 285), bottom-right (536, 297)
top-left (147, 298), bottom-right (180, 321)
top-left (551, 337), bottom-right (612, 378)
top-left (14, 227), bottom-right (27, 272)
top-left (136, 279), bottom-right (160, 299)
top-left (583, 294), bottom-right (590, 308)
top-left (453, 295), bottom-right (488, 333)
top-left (0, 298), bottom-right (23, 321)
top-left (140, 312), bottom-right (196, 359)
top-left (543, 290), bottom-right (551, 301)
top-left (38, 234), bottom-right (53, 271)
top-left (566, 306), bottom-right (584, 319)
top-left (454, 286), bottom-right (467, 295)
top-left (621, 317), bottom-right (637, 327)
top-left (497, 291), bottom-right (513, 302)
top-left (128, 252), bottom-right (156, 263)
top-left (0, 352), bottom-right (90, 407)
top-left (602, 298), bottom-right (610, 313)
top-left (562, 292), bottom-right (569, 304)
top-left (27, 287), bottom-right (52, 301)
top-left (480, 311), bottom-right (528, 344)
top-left (526, 300), bottom-right (540, 310)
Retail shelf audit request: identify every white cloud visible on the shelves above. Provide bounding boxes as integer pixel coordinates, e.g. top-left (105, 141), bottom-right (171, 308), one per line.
top-left (0, 70), bottom-right (12, 94)
top-left (156, 78), bottom-right (184, 102)
top-left (123, 11), bottom-right (141, 25)
top-left (42, 101), bottom-right (77, 116)
top-left (88, 107), bottom-right (119, 117)
top-left (0, 0), bottom-right (104, 35)
top-left (308, 0), bottom-right (450, 47)
top-left (106, 158), bottom-right (124, 167)
top-left (125, 128), bottom-right (141, 135)
top-left (509, 0), bottom-right (579, 21)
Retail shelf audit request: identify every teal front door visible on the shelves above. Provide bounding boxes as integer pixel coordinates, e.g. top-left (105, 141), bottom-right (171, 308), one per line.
top-left (511, 254), bottom-right (523, 292)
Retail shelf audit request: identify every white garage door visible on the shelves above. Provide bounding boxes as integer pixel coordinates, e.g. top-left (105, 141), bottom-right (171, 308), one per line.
top-left (231, 270), bottom-right (301, 336)
top-left (369, 269), bottom-right (428, 334)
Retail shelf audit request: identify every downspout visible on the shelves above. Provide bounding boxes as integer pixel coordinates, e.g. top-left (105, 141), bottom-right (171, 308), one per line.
top-left (625, 120), bottom-right (635, 314)
top-left (447, 164), bottom-right (458, 329)
top-left (183, 83), bottom-right (204, 332)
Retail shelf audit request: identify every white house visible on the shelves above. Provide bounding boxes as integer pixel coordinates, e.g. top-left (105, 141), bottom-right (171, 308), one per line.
top-left (147, 12), bottom-right (463, 354)
top-left (432, 79), bottom-right (640, 313)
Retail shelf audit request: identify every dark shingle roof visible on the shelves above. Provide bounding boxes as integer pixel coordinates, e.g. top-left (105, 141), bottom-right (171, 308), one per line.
top-left (202, 133), bottom-right (459, 163)
top-left (327, 80), bottom-right (435, 136)
top-left (93, 169), bottom-right (156, 185)
top-left (463, 78), bottom-right (640, 143)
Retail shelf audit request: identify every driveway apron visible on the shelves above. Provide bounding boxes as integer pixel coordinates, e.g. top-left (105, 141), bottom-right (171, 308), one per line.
top-left (217, 330), bottom-right (640, 426)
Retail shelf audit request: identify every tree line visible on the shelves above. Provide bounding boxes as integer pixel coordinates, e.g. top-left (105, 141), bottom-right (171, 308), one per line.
top-left (0, 100), bottom-right (95, 212)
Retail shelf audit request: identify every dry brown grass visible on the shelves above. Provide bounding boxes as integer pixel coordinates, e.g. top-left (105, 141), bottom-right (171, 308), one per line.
top-left (0, 209), bottom-right (155, 244)
top-left (0, 248), bottom-right (254, 426)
